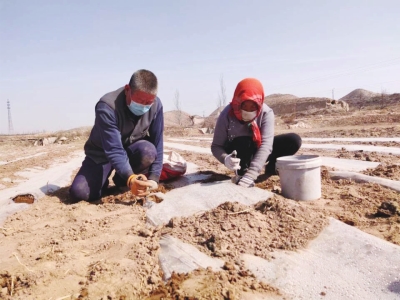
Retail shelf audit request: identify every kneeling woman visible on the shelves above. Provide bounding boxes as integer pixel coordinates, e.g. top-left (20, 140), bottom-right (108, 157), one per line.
top-left (211, 78), bottom-right (302, 187)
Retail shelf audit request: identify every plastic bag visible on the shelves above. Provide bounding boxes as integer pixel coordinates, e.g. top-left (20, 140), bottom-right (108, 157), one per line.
top-left (160, 150), bottom-right (187, 181)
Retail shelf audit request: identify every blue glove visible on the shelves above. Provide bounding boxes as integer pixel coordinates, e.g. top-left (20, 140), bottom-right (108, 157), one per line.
top-left (238, 175), bottom-right (255, 188)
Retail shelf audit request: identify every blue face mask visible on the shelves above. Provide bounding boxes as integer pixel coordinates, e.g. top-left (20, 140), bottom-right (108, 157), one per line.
top-left (127, 101), bottom-right (153, 116)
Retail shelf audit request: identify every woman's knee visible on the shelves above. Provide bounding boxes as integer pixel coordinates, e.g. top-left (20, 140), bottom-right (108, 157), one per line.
top-left (226, 136), bottom-right (256, 157)
top-left (289, 133), bottom-right (302, 152)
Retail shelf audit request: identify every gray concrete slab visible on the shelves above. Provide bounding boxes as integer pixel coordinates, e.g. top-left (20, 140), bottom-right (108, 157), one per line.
top-left (146, 181), bottom-right (274, 226)
top-left (243, 218), bottom-right (400, 300)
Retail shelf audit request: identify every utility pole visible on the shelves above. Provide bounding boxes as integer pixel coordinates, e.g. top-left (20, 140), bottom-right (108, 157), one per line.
top-left (7, 100), bottom-right (14, 134)
top-left (332, 89), bottom-right (335, 100)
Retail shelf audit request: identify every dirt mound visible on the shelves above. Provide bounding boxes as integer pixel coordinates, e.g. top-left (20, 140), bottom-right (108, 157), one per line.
top-left (266, 96), bottom-right (330, 115)
top-left (339, 89), bottom-right (379, 102)
top-left (321, 112), bottom-right (400, 127)
top-left (362, 164), bottom-right (400, 180)
top-left (200, 106), bottom-right (225, 128)
top-left (164, 199), bottom-right (328, 261)
top-left (264, 93), bottom-right (298, 106)
top-left (304, 167), bottom-right (400, 244)
top-left (0, 194), bottom-right (163, 299)
top-left (209, 106), bottom-right (225, 117)
top-left (164, 110), bottom-right (194, 127)
top-left (147, 266), bottom-right (282, 299)
top-left (3, 105), bottom-right (400, 298)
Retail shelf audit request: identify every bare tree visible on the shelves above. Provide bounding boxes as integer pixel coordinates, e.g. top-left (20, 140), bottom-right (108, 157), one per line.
top-left (217, 74), bottom-right (227, 109)
top-left (189, 115), bottom-right (195, 126)
top-left (358, 93), bottom-right (364, 111)
top-left (380, 88), bottom-right (387, 109)
top-left (173, 89), bottom-right (182, 125)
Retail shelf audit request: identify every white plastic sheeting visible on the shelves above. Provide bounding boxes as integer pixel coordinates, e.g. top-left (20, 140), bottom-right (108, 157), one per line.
top-left (146, 180), bottom-right (274, 226)
top-left (302, 137), bottom-right (400, 142)
top-left (329, 171), bottom-right (400, 192)
top-left (162, 162), bottom-right (211, 189)
top-left (0, 152), bottom-right (84, 225)
top-left (169, 137), bottom-right (400, 143)
top-left (164, 142), bottom-right (211, 154)
top-left (301, 143), bottom-right (400, 155)
top-left (243, 218), bottom-right (400, 300)
top-left (165, 141), bottom-right (399, 163)
top-left (0, 152), bottom-right (47, 166)
top-left (320, 157), bottom-right (380, 172)
top-left (159, 235), bottom-right (224, 281)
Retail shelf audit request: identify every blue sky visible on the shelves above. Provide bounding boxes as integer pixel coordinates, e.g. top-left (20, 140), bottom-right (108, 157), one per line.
top-left (1, 0), bottom-right (399, 133)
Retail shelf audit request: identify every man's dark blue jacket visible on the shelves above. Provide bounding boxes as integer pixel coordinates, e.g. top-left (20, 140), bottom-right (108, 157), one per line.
top-left (84, 87), bottom-right (164, 183)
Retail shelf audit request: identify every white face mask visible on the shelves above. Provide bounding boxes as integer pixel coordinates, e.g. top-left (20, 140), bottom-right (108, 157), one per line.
top-left (241, 110), bottom-right (257, 122)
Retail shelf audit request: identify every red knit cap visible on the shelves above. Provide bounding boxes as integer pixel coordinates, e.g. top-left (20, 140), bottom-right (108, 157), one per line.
top-left (230, 78), bottom-right (264, 148)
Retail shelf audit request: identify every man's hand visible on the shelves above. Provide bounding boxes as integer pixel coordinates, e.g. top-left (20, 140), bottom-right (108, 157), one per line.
top-left (224, 150), bottom-right (241, 171)
top-left (238, 175), bottom-right (255, 188)
top-left (127, 174), bottom-right (155, 197)
top-left (147, 180), bottom-right (158, 191)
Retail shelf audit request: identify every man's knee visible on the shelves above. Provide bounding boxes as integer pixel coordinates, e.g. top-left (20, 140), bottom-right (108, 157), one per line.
top-left (142, 144), bottom-right (157, 166)
top-left (69, 178), bottom-right (90, 202)
top-left (128, 140), bottom-right (157, 167)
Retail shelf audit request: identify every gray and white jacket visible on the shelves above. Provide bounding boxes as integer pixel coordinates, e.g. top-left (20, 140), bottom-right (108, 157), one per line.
top-left (211, 103), bottom-right (275, 180)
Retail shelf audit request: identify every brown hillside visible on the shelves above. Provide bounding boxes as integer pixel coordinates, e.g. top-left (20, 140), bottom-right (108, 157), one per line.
top-left (264, 94), bottom-right (298, 106)
top-left (209, 106), bottom-right (225, 117)
top-left (163, 92), bottom-right (399, 128)
top-left (164, 110), bottom-right (194, 127)
top-left (340, 90), bottom-right (399, 109)
top-left (339, 89), bottom-right (379, 103)
top-left (265, 97), bottom-right (331, 115)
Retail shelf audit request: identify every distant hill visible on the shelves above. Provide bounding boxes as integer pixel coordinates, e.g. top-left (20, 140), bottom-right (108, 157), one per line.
top-left (265, 96), bottom-right (330, 115)
top-left (338, 89), bottom-right (400, 108)
top-left (202, 106), bottom-right (226, 128)
top-left (339, 89), bottom-right (379, 103)
top-left (264, 94), bottom-right (298, 106)
top-left (162, 89), bottom-right (399, 127)
top-left (209, 106), bottom-right (225, 117)
top-left (164, 110), bottom-right (194, 127)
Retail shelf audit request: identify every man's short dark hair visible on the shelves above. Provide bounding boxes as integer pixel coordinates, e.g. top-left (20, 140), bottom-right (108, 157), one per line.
top-left (129, 69), bottom-right (158, 95)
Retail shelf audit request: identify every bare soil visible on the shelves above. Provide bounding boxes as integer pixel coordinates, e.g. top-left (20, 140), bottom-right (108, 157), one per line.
top-left (1, 104), bottom-right (400, 299)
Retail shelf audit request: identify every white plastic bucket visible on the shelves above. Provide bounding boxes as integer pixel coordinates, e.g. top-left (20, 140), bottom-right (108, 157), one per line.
top-left (276, 155), bottom-right (321, 201)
